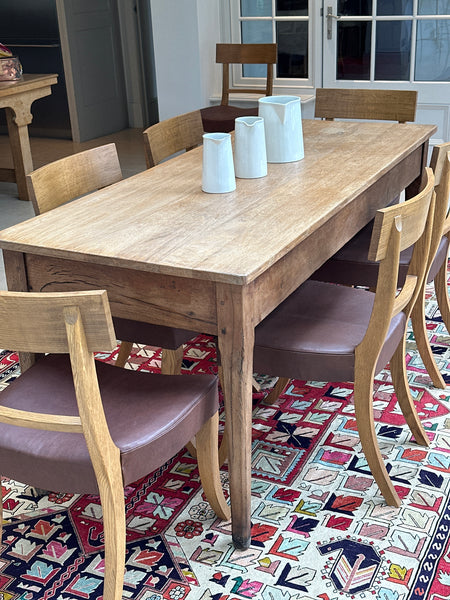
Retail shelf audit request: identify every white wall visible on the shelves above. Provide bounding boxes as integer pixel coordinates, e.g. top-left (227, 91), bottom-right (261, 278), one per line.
top-left (150, 0), bottom-right (220, 120)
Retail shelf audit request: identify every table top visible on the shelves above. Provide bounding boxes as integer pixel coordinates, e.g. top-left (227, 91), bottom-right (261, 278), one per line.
top-left (0, 119), bottom-right (436, 285)
top-left (0, 73), bottom-right (58, 98)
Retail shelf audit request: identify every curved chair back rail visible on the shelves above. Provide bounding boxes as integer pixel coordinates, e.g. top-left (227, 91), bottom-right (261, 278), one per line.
top-left (143, 109), bottom-right (204, 168)
top-left (315, 88), bottom-right (417, 123)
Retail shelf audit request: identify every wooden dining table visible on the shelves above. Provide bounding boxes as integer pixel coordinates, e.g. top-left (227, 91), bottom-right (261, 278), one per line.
top-left (0, 118), bottom-right (436, 549)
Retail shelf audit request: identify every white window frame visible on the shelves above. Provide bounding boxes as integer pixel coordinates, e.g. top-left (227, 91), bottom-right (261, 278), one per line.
top-left (225, 0), bottom-right (321, 96)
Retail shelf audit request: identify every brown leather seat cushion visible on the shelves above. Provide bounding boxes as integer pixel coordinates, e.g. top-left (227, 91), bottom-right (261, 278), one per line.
top-left (201, 105), bottom-right (259, 133)
top-left (0, 356), bottom-right (218, 494)
top-left (254, 279), bottom-right (406, 383)
top-left (113, 317), bottom-right (196, 350)
top-left (312, 221), bottom-right (449, 289)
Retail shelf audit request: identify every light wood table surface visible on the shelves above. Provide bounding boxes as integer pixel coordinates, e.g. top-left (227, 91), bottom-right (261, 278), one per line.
top-left (0, 119), bottom-right (436, 549)
top-left (0, 74), bottom-right (58, 201)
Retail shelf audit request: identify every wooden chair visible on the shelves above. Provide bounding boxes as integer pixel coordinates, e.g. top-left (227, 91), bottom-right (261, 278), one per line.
top-left (0, 289), bottom-right (230, 600)
top-left (313, 142), bottom-right (450, 389)
top-left (315, 88), bottom-right (417, 122)
top-left (253, 168), bottom-right (435, 508)
top-left (201, 43), bottom-right (277, 133)
top-left (26, 143), bottom-right (197, 373)
top-left (143, 109), bottom-right (204, 168)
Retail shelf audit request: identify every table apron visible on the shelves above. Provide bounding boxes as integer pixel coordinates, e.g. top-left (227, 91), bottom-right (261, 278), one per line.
top-left (23, 253), bottom-right (219, 335)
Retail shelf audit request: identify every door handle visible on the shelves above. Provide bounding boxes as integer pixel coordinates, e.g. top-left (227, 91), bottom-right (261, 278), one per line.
top-left (327, 6), bottom-right (340, 40)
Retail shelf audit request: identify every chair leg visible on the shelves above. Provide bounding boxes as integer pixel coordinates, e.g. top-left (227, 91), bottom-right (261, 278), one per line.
top-left (98, 470), bottom-right (126, 600)
top-left (410, 281), bottom-right (446, 388)
top-left (353, 366), bottom-right (401, 507)
top-left (196, 412), bottom-right (231, 522)
top-left (265, 377), bottom-right (290, 405)
top-left (160, 346), bottom-right (184, 375)
top-left (115, 341), bottom-right (134, 368)
top-left (434, 250), bottom-right (450, 334)
top-left (390, 339), bottom-right (430, 447)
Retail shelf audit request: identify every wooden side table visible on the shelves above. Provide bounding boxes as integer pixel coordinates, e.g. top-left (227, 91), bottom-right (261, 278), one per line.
top-left (0, 74), bottom-right (58, 201)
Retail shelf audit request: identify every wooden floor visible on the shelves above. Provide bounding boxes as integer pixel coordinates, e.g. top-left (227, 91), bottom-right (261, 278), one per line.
top-left (0, 128), bottom-right (147, 289)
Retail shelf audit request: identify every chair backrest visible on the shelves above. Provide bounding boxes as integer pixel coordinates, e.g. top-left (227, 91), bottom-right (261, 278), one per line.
top-left (367, 168), bottom-right (435, 343)
top-left (27, 143), bottom-right (123, 215)
top-left (0, 290), bottom-right (116, 442)
top-left (314, 88), bottom-right (417, 123)
top-left (426, 143), bottom-right (450, 267)
top-left (216, 43), bottom-right (277, 106)
top-left (143, 110), bottom-right (204, 168)
top-left (0, 290), bottom-right (116, 354)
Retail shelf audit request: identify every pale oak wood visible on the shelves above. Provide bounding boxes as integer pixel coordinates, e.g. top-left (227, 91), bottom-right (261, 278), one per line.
top-left (143, 110), bottom-right (204, 168)
top-left (26, 143), bottom-right (122, 215)
top-left (0, 74), bottom-right (58, 200)
top-left (0, 120), bottom-right (436, 549)
top-left (315, 88), bottom-right (417, 123)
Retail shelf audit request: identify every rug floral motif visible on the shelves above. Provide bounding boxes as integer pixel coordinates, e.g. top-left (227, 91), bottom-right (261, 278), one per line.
top-left (1, 280), bottom-right (450, 599)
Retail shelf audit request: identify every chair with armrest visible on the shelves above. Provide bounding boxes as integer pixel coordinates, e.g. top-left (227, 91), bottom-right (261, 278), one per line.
top-left (0, 289), bottom-right (229, 600)
top-left (143, 109), bottom-right (204, 168)
top-left (26, 143), bottom-right (197, 374)
top-left (201, 43), bottom-right (277, 133)
top-left (253, 168), bottom-right (435, 508)
top-left (313, 138), bottom-right (450, 389)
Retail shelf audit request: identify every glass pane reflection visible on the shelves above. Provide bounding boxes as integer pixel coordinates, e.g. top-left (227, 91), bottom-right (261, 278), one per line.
top-left (375, 21), bottom-right (411, 80)
top-left (276, 21), bottom-right (308, 77)
top-left (276, 0), bottom-right (308, 16)
top-left (337, 21), bottom-right (371, 79)
top-left (415, 20), bottom-right (450, 80)
top-left (418, 0), bottom-right (450, 15)
top-left (338, 0), bottom-right (372, 16)
top-left (241, 20), bottom-right (273, 77)
top-left (240, 0), bottom-right (271, 17)
top-left (377, 0), bottom-right (413, 15)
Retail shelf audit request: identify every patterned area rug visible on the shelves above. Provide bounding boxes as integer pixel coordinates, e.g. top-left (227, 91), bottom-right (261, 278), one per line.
top-left (1, 280), bottom-right (450, 600)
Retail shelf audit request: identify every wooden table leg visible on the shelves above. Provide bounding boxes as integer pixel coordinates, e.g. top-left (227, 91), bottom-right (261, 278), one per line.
top-left (6, 106), bottom-right (34, 201)
top-left (216, 283), bottom-right (254, 550)
top-left (2, 250), bottom-right (35, 372)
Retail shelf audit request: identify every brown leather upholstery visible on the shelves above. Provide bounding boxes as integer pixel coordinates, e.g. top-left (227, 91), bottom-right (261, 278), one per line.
top-left (0, 354), bottom-right (218, 494)
top-left (312, 221), bottom-right (450, 289)
top-left (254, 280), bottom-right (406, 383)
top-left (201, 105), bottom-right (259, 133)
top-left (113, 317), bottom-right (196, 351)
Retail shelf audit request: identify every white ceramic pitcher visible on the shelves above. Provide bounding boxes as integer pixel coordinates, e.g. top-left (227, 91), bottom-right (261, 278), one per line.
top-left (202, 132), bottom-right (236, 193)
top-left (234, 116), bottom-right (267, 179)
top-left (258, 95), bottom-right (304, 163)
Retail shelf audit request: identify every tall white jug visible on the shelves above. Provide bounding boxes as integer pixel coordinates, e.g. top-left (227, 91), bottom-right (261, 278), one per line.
top-left (202, 133), bottom-right (236, 193)
top-left (234, 116), bottom-right (267, 179)
top-left (258, 95), bottom-right (304, 163)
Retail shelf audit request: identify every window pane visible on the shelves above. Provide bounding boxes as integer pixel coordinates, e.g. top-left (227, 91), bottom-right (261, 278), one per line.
top-left (415, 20), bottom-right (450, 80)
top-left (241, 20), bottom-right (273, 77)
top-left (240, 0), bottom-right (271, 17)
top-left (276, 21), bottom-right (308, 77)
top-left (337, 21), bottom-right (371, 79)
top-left (377, 0), bottom-right (413, 15)
top-left (375, 21), bottom-right (411, 79)
top-left (418, 0), bottom-right (450, 15)
top-left (276, 0), bottom-right (308, 16)
top-left (338, 0), bottom-right (372, 16)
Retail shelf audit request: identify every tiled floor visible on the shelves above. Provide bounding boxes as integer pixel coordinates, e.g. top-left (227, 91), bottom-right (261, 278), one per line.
top-left (0, 128), bottom-right (147, 289)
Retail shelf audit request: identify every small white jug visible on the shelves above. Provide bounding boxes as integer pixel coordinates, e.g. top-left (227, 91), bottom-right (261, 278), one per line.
top-left (258, 95), bottom-right (304, 163)
top-left (234, 116), bottom-right (267, 179)
top-left (202, 133), bottom-right (236, 194)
